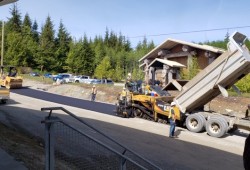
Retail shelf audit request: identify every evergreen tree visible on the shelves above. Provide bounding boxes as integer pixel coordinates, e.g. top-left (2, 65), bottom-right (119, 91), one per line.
top-left (32, 20), bottom-right (39, 43)
top-left (203, 40), bottom-right (227, 50)
top-left (55, 20), bottom-right (71, 72)
top-left (92, 36), bottom-right (106, 67)
top-left (112, 60), bottom-right (123, 81)
top-left (36, 15), bottom-right (56, 71)
top-left (18, 13), bottom-right (38, 67)
top-left (124, 39), bottom-right (132, 52)
top-left (4, 4), bottom-right (23, 66)
top-left (67, 35), bottom-right (95, 75)
top-left (79, 35), bottom-right (95, 75)
top-left (5, 32), bottom-right (23, 66)
top-left (22, 13), bottom-right (32, 29)
top-left (94, 56), bottom-right (111, 79)
top-left (104, 27), bottom-right (109, 45)
top-left (6, 4), bottom-right (22, 33)
top-left (66, 41), bottom-right (81, 73)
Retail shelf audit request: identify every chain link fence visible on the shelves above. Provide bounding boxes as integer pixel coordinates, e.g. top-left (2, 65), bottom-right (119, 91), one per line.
top-left (42, 107), bottom-right (162, 170)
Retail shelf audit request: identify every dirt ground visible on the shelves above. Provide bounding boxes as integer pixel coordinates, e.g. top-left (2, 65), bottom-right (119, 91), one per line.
top-left (0, 79), bottom-right (250, 169)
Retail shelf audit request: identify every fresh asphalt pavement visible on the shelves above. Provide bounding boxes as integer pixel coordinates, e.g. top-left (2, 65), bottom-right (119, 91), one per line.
top-left (11, 87), bottom-right (116, 114)
top-left (6, 87), bottom-right (247, 170)
top-left (1, 87), bottom-right (116, 170)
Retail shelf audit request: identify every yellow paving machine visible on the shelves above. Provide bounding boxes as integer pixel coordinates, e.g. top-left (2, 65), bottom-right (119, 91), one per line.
top-left (0, 66), bottom-right (23, 89)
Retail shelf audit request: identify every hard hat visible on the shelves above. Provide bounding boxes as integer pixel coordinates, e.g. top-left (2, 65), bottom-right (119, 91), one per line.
top-left (128, 73), bottom-right (131, 76)
top-left (123, 87), bottom-right (126, 90)
top-left (93, 85), bottom-right (95, 88)
top-left (171, 102), bottom-right (176, 106)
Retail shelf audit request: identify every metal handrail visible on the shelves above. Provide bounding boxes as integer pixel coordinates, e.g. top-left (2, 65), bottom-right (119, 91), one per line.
top-left (48, 118), bottom-right (147, 169)
top-left (41, 106), bottom-right (162, 170)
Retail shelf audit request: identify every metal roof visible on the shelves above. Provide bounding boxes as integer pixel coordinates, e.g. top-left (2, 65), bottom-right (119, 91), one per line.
top-left (0, 0), bottom-right (18, 6)
top-left (148, 58), bottom-right (186, 68)
top-left (139, 38), bottom-right (225, 62)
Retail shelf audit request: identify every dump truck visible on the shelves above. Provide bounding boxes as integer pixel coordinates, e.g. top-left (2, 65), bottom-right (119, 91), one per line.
top-left (0, 66), bottom-right (23, 89)
top-left (116, 31), bottom-right (250, 138)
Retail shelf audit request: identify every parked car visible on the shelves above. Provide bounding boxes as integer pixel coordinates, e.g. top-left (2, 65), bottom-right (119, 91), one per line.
top-left (30, 72), bottom-right (40, 77)
top-left (52, 73), bottom-right (71, 82)
top-left (44, 73), bottom-right (52, 78)
top-left (74, 75), bottom-right (91, 83)
top-left (89, 79), bottom-right (114, 85)
top-left (64, 75), bottom-right (76, 83)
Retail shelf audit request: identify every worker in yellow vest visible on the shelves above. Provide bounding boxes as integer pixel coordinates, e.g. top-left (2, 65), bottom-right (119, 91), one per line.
top-left (168, 102), bottom-right (177, 138)
top-left (91, 85), bottom-right (97, 101)
top-left (121, 87), bottom-right (127, 100)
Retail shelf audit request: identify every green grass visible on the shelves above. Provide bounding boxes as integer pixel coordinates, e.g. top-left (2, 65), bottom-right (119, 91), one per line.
top-left (228, 91), bottom-right (250, 98)
top-left (22, 74), bottom-right (54, 84)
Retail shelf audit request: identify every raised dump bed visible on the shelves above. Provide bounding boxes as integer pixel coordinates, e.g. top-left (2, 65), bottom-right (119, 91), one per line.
top-left (175, 32), bottom-right (250, 113)
top-left (174, 32), bottom-right (250, 137)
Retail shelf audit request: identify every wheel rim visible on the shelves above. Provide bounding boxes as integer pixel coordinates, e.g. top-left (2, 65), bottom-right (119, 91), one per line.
top-left (189, 118), bottom-right (198, 129)
top-left (209, 122), bottom-right (221, 134)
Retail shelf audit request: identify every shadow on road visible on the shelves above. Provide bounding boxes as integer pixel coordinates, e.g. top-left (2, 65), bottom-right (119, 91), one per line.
top-left (0, 103), bottom-right (245, 170)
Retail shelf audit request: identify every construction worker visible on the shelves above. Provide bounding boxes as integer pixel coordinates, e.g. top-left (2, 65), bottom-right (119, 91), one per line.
top-left (91, 85), bottom-right (97, 101)
top-left (245, 104), bottom-right (250, 119)
top-left (125, 73), bottom-right (133, 91)
top-left (120, 87), bottom-right (127, 102)
top-left (145, 83), bottom-right (151, 95)
top-left (121, 87), bottom-right (127, 97)
top-left (168, 102), bottom-right (177, 138)
top-left (127, 73), bottom-right (132, 81)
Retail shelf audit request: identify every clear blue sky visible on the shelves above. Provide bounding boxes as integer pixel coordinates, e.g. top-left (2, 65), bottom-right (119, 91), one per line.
top-left (1, 0), bottom-right (250, 47)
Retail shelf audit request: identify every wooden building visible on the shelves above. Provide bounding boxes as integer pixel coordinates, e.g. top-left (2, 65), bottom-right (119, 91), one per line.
top-left (139, 38), bottom-right (225, 90)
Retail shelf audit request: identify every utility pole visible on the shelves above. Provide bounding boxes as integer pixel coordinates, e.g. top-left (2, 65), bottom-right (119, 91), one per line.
top-left (1, 21), bottom-right (4, 66)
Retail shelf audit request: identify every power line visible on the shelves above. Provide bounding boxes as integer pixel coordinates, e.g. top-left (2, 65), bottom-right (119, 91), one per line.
top-left (128, 25), bottom-right (250, 39)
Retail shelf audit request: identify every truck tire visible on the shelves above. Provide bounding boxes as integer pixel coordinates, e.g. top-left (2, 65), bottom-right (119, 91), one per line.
top-left (1, 100), bottom-right (7, 104)
top-left (186, 113), bottom-right (206, 133)
top-left (75, 80), bottom-right (79, 83)
top-left (217, 117), bottom-right (229, 134)
top-left (196, 113), bottom-right (206, 130)
top-left (206, 117), bottom-right (228, 138)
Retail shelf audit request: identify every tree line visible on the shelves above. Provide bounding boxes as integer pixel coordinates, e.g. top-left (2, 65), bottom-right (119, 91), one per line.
top-left (1, 4), bottom-right (250, 92)
top-left (0, 5), bottom-right (154, 81)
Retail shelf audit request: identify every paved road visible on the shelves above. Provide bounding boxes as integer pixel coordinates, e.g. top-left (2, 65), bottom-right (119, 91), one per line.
top-left (0, 87), bottom-right (247, 170)
top-left (11, 87), bottom-right (115, 114)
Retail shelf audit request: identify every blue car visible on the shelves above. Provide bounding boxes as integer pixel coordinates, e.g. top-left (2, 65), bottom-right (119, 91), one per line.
top-left (52, 74), bottom-right (71, 81)
top-left (44, 73), bottom-right (52, 78)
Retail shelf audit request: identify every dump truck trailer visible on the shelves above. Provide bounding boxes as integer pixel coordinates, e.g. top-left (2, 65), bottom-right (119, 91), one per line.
top-left (173, 31), bottom-right (250, 137)
top-left (116, 32), bottom-right (250, 138)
